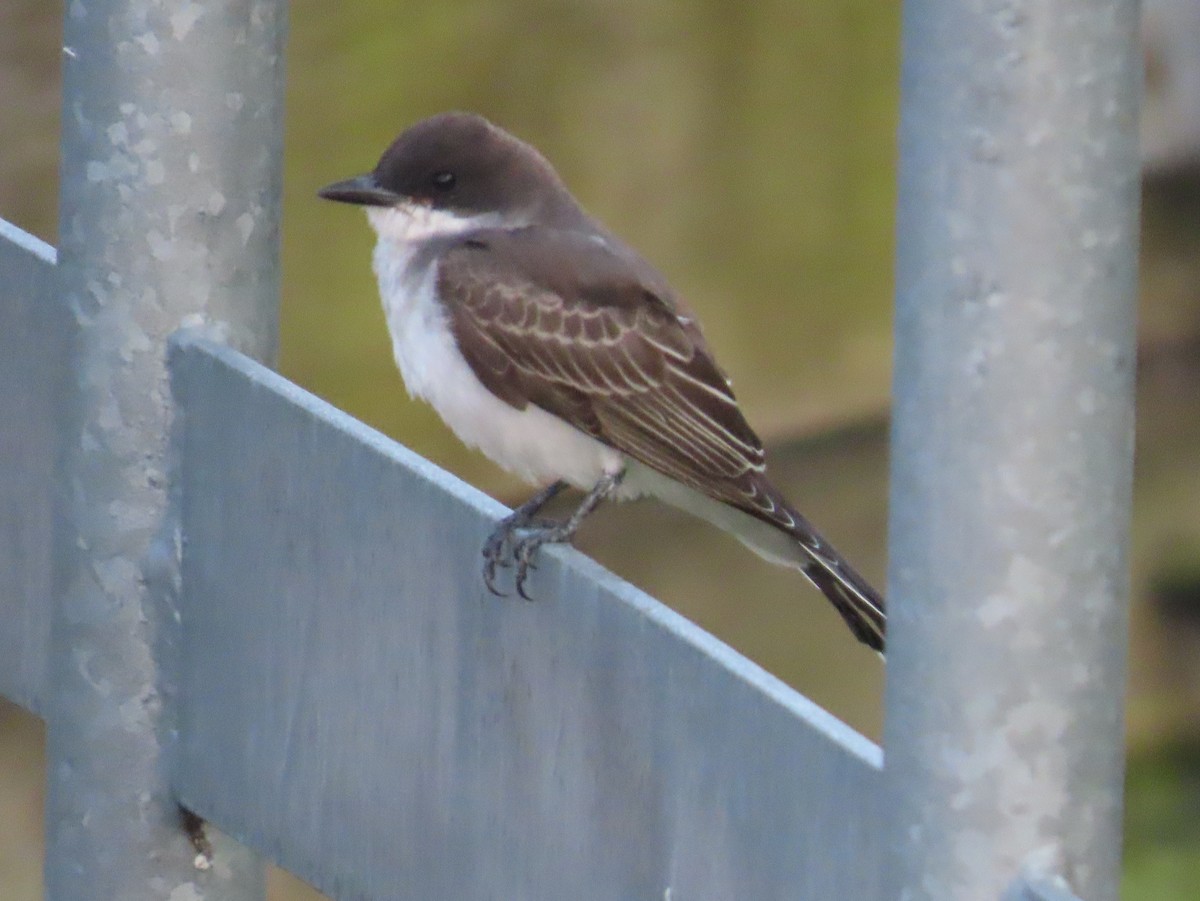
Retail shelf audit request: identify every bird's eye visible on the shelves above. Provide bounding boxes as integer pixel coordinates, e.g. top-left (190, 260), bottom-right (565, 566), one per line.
top-left (431, 170), bottom-right (456, 191)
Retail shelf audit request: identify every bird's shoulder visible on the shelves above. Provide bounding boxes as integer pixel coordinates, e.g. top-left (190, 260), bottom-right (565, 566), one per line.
top-left (436, 224), bottom-right (688, 321)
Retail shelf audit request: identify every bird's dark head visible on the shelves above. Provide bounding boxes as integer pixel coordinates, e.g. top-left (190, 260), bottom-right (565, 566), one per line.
top-left (319, 112), bottom-right (580, 229)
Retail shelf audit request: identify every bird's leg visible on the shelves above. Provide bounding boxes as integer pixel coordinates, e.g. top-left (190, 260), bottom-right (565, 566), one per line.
top-left (512, 469), bottom-right (625, 600)
top-left (482, 480), bottom-right (569, 595)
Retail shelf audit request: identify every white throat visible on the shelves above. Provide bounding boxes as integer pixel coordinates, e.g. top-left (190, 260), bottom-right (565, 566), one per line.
top-left (365, 200), bottom-right (507, 366)
top-left (365, 201), bottom-right (510, 245)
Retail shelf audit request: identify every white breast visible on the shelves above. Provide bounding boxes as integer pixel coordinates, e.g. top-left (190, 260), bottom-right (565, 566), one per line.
top-left (366, 205), bottom-right (625, 491)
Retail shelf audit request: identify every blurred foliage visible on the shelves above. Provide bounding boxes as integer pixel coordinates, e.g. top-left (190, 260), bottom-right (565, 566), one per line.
top-left (1123, 743), bottom-right (1200, 896)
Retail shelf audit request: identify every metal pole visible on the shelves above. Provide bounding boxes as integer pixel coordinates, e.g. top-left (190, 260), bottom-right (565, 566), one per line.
top-left (884, 1), bottom-right (1141, 899)
top-left (47, 2), bottom-right (286, 899)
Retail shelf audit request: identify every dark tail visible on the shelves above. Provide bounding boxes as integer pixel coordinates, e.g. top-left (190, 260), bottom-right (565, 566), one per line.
top-left (799, 555), bottom-right (886, 654)
top-left (689, 472), bottom-right (887, 653)
top-left (744, 480), bottom-right (887, 654)
top-left (789, 506), bottom-right (886, 653)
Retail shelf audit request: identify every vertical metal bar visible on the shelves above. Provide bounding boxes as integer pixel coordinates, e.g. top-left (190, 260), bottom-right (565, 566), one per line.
top-left (46, 2), bottom-right (287, 899)
top-left (884, 1), bottom-right (1141, 899)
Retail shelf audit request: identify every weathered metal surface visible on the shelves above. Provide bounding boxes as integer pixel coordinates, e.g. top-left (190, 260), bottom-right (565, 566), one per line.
top-left (45, 1), bottom-right (287, 898)
top-left (0, 220), bottom-right (62, 715)
top-left (885, 1), bottom-right (1141, 898)
top-left (171, 336), bottom-right (884, 901)
top-left (1007, 876), bottom-right (1087, 901)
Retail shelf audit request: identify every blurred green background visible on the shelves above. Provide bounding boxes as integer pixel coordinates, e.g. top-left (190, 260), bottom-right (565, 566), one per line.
top-left (2, 0), bottom-right (1199, 898)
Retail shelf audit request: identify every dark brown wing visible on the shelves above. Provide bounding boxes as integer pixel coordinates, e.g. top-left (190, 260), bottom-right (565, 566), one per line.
top-left (437, 226), bottom-right (774, 515)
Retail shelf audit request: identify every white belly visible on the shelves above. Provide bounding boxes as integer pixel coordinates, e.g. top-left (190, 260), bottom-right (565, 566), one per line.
top-left (370, 225), bottom-right (624, 491)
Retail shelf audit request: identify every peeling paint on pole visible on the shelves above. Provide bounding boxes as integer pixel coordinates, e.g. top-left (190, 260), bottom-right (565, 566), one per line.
top-left (46, 2), bottom-right (287, 899)
top-left (885, 1), bottom-right (1141, 899)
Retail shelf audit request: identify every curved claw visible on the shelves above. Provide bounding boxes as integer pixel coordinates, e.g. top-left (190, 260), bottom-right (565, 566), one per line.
top-left (481, 524), bottom-right (515, 596)
top-left (482, 558), bottom-right (508, 597)
top-left (513, 528), bottom-right (567, 600)
top-left (515, 566), bottom-right (535, 601)
top-left (513, 542), bottom-right (540, 601)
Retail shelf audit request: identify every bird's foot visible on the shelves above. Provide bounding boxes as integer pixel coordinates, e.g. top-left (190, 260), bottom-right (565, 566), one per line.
top-left (482, 481), bottom-right (570, 595)
top-left (510, 520), bottom-right (581, 600)
top-left (482, 513), bottom-right (561, 595)
top-left (481, 471), bottom-right (623, 600)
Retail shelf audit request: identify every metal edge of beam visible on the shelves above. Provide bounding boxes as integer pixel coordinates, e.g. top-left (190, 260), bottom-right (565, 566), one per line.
top-left (0, 218), bottom-right (61, 716)
top-left (170, 334), bottom-right (884, 901)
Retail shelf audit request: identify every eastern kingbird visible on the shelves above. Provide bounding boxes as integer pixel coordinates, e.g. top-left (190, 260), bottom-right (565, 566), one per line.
top-left (319, 112), bottom-right (886, 653)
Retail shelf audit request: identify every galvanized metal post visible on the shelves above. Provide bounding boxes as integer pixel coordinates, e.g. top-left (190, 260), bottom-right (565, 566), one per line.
top-left (46, 2), bottom-right (287, 899)
top-left (884, 1), bottom-right (1141, 900)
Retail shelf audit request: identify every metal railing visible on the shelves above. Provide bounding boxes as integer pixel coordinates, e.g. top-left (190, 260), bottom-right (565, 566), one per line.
top-left (0, 0), bottom-right (1139, 899)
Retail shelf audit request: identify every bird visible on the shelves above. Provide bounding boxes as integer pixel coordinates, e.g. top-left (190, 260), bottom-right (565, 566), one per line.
top-left (318, 112), bottom-right (886, 653)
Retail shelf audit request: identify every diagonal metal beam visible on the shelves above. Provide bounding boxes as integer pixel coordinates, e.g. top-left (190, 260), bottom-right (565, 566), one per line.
top-left (0, 220), bottom-right (62, 716)
top-left (170, 335), bottom-right (884, 901)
